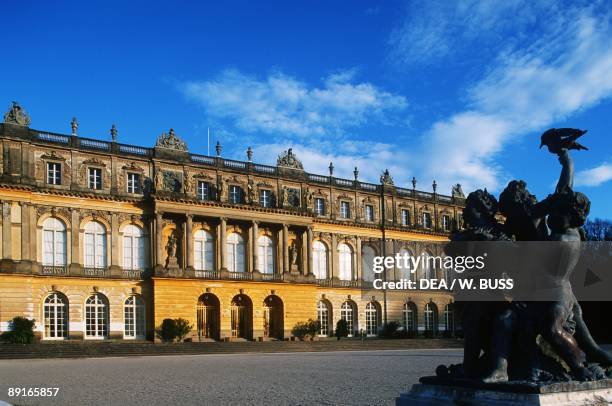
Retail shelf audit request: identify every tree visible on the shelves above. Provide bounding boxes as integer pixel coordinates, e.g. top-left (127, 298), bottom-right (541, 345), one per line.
top-left (335, 319), bottom-right (349, 340)
top-left (1, 316), bottom-right (36, 344)
top-left (584, 218), bottom-right (612, 241)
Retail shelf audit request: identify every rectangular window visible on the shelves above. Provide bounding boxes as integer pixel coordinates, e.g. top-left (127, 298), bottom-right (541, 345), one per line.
top-left (229, 185), bottom-right (242, 204)
top-left (442, 215), bottom-right (451, 231)
top-left (315, 198), bottom-right (325, 216)
top-left (259, 189), bottom-right (272, 208)
top-left (88, 168), bottom-right (102, 190)
top-left (197, 181), bottom-right (210, 200)
top-left (340, 201), bottom-right (350, 219)
top-left (364, 205), bottom-right (374, 221)
top-left (126, 173), bottom-right (141, 194)
top-left (423, 212), bottom-right (432, 229)
top-left (401, 209), bottom-right (410, 226)
top-left (47, 162), bottom-right (62, 185)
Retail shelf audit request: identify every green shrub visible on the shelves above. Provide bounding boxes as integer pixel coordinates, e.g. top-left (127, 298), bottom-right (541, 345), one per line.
top-left (174, 318), bottom-right (192, 341)
top-left (156, 318), bottom-right (178, 342)
top-left (305, 319), bottom-right (320, 339)
top-left (291, 321), bottom-right (309, 340)
top-left (1, 316), bottom-right (36, 344)
top-left (335, 319), bottom-right (349, 340)
top-left (379, 321), bottom-right (400, 339)
top-left (156, 318), bottom-right (193, 342)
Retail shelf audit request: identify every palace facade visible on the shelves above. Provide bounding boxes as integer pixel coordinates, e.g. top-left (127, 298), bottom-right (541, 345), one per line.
top-left (0, 102), bottom-right (465, 342)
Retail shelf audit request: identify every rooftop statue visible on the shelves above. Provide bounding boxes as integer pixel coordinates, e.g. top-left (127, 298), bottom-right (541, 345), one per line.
top-left (380, 169), bottom-right (394, 186)
top-left (3, 101), bottom-right (31, 126)
top-left (277, 148), bottom-right (304, 170)
top-left (155, 128), bottom-right (188, 151)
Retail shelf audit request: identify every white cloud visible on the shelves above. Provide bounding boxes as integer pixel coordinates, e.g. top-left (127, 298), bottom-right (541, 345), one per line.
top-left (417, 6), bottom-right (612, 193)
top-left (181, 69), bottom-right (407, 138)
top-left (388, 0), bottom-right (558, 66)
top-left (575, 162), bottom-right (612, 187)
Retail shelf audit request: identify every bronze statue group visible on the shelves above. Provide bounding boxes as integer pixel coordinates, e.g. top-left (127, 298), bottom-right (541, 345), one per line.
top-left (438, 129), bottom-right (612, 383)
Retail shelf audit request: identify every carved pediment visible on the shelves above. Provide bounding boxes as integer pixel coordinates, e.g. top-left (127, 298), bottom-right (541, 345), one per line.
top-left (193, 172), bottom-right (214, 180)
top-left (83, 157), bottom-right (106, 167)
top-left (122, 162), bottom-right (145, 172)
top-left (40, 151), bottom-right (66, 161)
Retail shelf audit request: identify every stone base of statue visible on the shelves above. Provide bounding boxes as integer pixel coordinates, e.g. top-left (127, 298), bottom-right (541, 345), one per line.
top-left (290, 264), bottom-right (300, 275)
top-left (396, 377), bottom-right (612, 406)
top-left (164, 257), bottom-right (181, 277)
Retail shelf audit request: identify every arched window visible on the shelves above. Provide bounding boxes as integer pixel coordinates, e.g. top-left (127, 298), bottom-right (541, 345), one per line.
top-left (43, 292), bottom-right (68, 339)
top-left (194, 229), bottom-right (214, 271)
top-left (123, 225), bottom-right (145, 270)
top-left (361, 246), bottom-right (376, 282)
top-left (84, 221), bottom-right (107, 269)
top-left (421, 252), bottom-right (433, 281)
top-left (398, 249), bottom-right (414, 281)
top-left (424, 302), bottom-right (438, 336)
top-left (257, 235), bottom-right (275, 274)
top-left (337, 243), bottom-right (353, 281)
top-left (85, 293), bottom-right (109, 339)
top-left (42, 217), bottom-right (67, 267)
top-left (227, 233), bottom-right (245, 273)
top-left (340, 301), bottom-right (356, 337)
top-left (444, 303), bottom-right (454, 333)
top-left (124, 295), bottom-right (146, 339)
top-left (312, 241), bottom-right (328, 279)
top-left (317, 300), bottom-right (330, 336)
top-left (403, 302), bottom-right (417, 333)
top-left (365, 302), bottom-right (379, 336)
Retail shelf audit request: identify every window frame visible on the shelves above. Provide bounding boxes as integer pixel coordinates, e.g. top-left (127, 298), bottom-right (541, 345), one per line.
top-left (46, 162), bottom-right (62, 185)
top-left (197, 181), bottom-right (211, 201)
top-left (259, 189), bottom-right (272, 208)
top-left (364, 204), bottom-right (374, 222)
top-left (314, 198), bottom-right (325, 216)
top-left (88, 167), bottom-right (102, 190)
top-left (340, 201), bottom-right (351, 219)
top-left (126, 172), bottom-right (142, 194)
top-left (124, 295), bottom-right (146, 339)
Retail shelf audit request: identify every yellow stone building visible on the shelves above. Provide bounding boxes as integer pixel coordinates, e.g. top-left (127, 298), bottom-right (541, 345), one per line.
top-left (0, 102), bottom-right (465, 342)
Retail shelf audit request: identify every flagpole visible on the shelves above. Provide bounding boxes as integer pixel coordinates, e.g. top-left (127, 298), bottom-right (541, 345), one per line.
top-left (207, 127), bottom-right (210, 156)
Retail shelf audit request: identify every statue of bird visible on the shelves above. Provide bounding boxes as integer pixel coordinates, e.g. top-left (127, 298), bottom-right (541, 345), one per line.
top-left (540, 128), bottom-right (588, 154)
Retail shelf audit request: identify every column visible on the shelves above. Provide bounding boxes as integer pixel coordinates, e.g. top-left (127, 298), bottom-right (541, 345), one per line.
top-left (356, 236), bottom-right (362, 281)
top-left (2, 202), bottom-right (11, 260)
top-left (282, 223), bottom-right (289, 273)
top-left (300, 228), bottom-right (307, 275)
top-left (219, 217), bottom-right (227, 270)
top-left (252, 221), bottom-right (259, 272)
top-left (70, 208), bottom-right (80, 269)
top-left (155, 212), bottom-right (163, 268)
top-left (110, 213), bottom-right (119, 268)
top-left (186, 214), bottom-right (194, 270)
top-left (306, 227), bottom-right (313, 276)
top-left (330, 233), bottom-right (337, 279)
top-left (20, 203), bottom-right (30, 261)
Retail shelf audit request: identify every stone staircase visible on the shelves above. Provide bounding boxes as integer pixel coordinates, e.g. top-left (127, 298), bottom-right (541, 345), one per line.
top-left (0, 338), bottom-right (462, 360)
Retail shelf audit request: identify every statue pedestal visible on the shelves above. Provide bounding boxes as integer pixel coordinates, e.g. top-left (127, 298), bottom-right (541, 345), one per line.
top-left (397, 377), bottom-right (612, 406)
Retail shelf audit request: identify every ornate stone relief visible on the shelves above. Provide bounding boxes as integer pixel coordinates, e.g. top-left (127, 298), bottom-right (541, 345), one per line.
top-left (3, 102), bottom-right (31, 126)
top-left (155, 129), bottom-right (188, 151)
top-left (276, 148), bottom-right (304, 170)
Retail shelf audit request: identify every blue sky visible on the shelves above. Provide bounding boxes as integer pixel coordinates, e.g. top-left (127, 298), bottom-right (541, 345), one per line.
top-left (3, 0), bottom-right (611, 218)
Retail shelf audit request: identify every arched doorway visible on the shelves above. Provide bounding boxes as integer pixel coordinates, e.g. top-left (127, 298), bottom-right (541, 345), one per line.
top-left (197, 293), bottom-right (220, 341)
top-left (230, 294), bottom-right (253, 340)
top-left (263, 295), bottom-right (284, 340)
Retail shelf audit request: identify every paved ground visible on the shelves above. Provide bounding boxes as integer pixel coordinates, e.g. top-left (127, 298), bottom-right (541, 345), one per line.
top-left (0, 348), bottom-right (462, 406)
